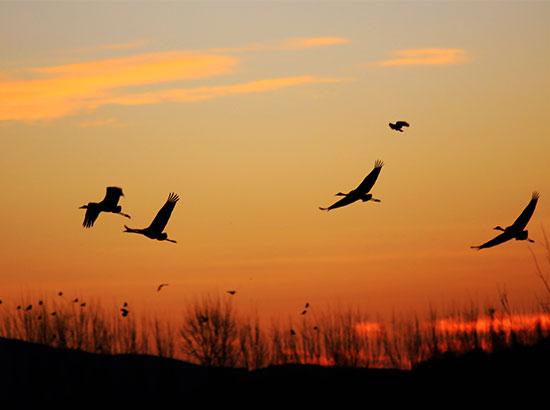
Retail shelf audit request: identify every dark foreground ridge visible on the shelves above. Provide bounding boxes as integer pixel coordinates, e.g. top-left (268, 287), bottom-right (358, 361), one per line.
top-left (1, 337), bottom-right (549, 404)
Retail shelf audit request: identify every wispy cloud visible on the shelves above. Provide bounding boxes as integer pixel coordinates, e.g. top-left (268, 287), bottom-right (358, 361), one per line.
top-left (376, 48), bottom-right (468, 67)
top-left (101, 76), bottom-right (350, 107)
top-left (0, 51), bottom-right (237, 122)
top-left (209, 36), bottom-right (350, 53)
top-left (279, 37), bottom-right (350, 50)
top-left (0, 37), bottom-right (350, 122)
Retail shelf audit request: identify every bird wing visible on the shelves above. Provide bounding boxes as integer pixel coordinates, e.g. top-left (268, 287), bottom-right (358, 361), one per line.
top-left (147, 193), bottom-right (180, 233)
top-left (472, 231), bottom-right (513, 250)
top-left (355, 160), bottom-right (384, 193)
top-left (320, 195), bottom-right (359, 211)
top-left (82, 204), bottom-right (100, 228)
top-left (396, 121), bottom-right (410, 128)
top-left (102, 187), bottom-right (124, 208)
top-left (511, 191), bottom-right (539, 231)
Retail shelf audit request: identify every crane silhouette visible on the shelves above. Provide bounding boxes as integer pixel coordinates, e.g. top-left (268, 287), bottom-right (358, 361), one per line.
top-left (124, 193), bottom-right (179, 243)
top-left (319, 160), bottom-right (384, 211)
top-left (157, 283), bottom-right (169, 292)
top-left (471, 192), bottom-right (539, 250)
top-left (80, 187), bottom-right (130, 228)
top-left (389, 121), bottom-right (410, 132)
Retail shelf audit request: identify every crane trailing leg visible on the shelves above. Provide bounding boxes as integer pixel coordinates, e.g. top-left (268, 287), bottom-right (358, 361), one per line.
top-left (123, 225), bottom-right (142, 234)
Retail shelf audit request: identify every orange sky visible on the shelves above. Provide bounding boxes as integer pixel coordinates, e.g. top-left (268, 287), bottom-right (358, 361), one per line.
top-left (1, 2), bottom-right (549, 320)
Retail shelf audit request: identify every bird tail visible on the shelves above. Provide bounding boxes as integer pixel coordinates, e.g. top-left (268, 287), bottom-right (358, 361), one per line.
top-left (319, 207), bottom-right (330, 212)
top-left (124, 225), bottom-right (140, 233)
top-left (470, 246), bottom-right (481, 250)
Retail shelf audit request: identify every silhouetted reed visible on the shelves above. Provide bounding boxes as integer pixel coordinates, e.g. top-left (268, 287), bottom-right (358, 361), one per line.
top-left (1, 292), bottom-right (549, 370)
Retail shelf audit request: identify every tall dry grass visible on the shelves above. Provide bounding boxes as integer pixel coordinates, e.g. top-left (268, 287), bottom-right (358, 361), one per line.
top-left (2, 231), bottom-right (550, 369)
top-left (0, 292), bottom-right (548, 369)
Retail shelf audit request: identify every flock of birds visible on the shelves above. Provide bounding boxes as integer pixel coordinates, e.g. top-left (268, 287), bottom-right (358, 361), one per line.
top-left (3, 126), bottom-right (543, 329)
top-left (80, 189), bottom-right (180, 243)
top-left (317, 121), bottom-right (540, 250)
top-left (80, 120), bottom-right (540, 252)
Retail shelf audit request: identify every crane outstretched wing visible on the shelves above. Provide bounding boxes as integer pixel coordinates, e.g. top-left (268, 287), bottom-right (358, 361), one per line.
top-left (396, 121), bottom-right (409, 128)
top-left (511, 191), bottom-right (539, 231)
top-left (319, 195), bottom-right (358, 211)
top-left (355, 160), bottom-right (384, 194)
top-left (471, 231), bottom-right (513, 250)
top-left (147, 193), bottom-right (180, 234)
top-left (102, 187), bottom-right (124, 208)
top-left (82, 204), bottom-right (100, 228)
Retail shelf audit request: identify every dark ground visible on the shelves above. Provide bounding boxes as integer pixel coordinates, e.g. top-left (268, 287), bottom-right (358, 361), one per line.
top-left (1, 337), bottom-right (548, 405)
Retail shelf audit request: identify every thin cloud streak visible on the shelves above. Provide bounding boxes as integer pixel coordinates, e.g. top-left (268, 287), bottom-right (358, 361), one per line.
top-left (280, 37), bottom-right (350, 50)
top-left (100, 76), bottom-right (351, 107)
top-left (0, 37), bottom-right (350, 122)
top-left (377, 48), bottom-right (468, 67)
top-left (0, 51), bottom-right (238, 122)
top-left (209, 36), bottom-right (350, 53)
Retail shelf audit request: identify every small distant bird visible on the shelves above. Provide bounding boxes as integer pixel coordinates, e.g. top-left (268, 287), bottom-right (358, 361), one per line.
top-left (226, 290), bottom-right (236, 296)
top-left (38, 300), bottom-right (43, 306)
top-left (124, 193), bottom-right (179, 243)
top-left (73, 298), bottom-right (79, 303)
top-left (58, 291), bottom-right (63, 296)
top-left (389, 121), bottom-right (410, 132)
top-left (320, 160), bottom-right (384, 211)
top-left (290, 329), bottom-right (296, 336)
top-left (80, 303), bottom-right (86, 307)
top-left (301, 310), bottom-right (307, 315)
top-left (305, 303), bottom-right (310, 309)
top-left (121, 308), bottom-right (129, 317)
top-left (0, 300), bottom-right (2, 304)
top-left (80, 186), bottom-right (130, 228)
top-left (26, 304), bottom-right (32, 311)
top-left (472, 192), bottom-right (540, 250)
top-left (123, 302), bottom-right (128, 308)
top-left (157, 283), bottom-right (169, 292)
top-left (37, 315), bottom-right (42, 320)
top-left (51, 312), bottom-right (57, 316)
top-left (199, 315), bottom-right (209, 324)
top-left (16, 305), bottom-right (21, 310)
top-left (313, 326), bottom-right (319, 331)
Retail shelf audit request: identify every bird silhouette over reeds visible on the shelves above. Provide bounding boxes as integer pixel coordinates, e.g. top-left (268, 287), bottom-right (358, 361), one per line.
top-left (157, 283), bottom-right (169, 292)
top-left (124, 193), bottom-right (179, 243)
top-left (319, 160), bottom-right (384, 211)
top-left (227, 290), bottom-right (236, 296)
top-left (80, 187), bottom-right (130, 228)
top-left (471, 192), bottom-right (539, 250)
top-left (389, 121), bottom-right (410, 132)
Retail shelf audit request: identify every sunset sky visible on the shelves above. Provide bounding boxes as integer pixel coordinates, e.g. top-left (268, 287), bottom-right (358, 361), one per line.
top-left (1, 2), bottom-right (549, 320)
